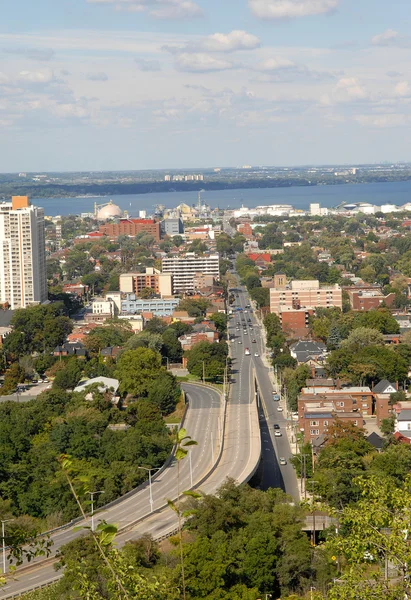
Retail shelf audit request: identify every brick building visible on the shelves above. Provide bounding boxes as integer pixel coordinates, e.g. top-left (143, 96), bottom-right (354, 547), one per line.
top-left (279, 307), bottom-right (314, 337)
top-left (300, 403), bottom-right (362, 442)
top-left (345, 287), bottom-right (395, 310)
top-left (119, 268), bottom-right (173, 297)
top-left (99, 218), bottom-right (161, 242)
top-left (270, 280), bottom-right (342, 315)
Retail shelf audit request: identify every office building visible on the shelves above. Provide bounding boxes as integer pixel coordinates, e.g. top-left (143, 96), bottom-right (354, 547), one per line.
top-left (99, 218), bottom-right (161, 242)
top-left (162, 253), bottom-right (220, 293)
top-left (119, 268), bottom-right (173, 297)
top-left (161, 218), bottom-right (184, 237)
top-left (121, 294), bottom-right (179, 317)
top-left (270, 280), bottom-right (342, 315)
top-left (0, 196), bottom-right (47, 309)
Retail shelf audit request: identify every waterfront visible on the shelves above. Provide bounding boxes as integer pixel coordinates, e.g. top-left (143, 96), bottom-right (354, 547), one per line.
top-left (34, 180), bottom-right (411, 217)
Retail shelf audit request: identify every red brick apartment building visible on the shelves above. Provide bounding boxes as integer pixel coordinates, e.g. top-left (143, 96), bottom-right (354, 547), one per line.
top-left (301, 405), bottom-right (361, 442)
top-left (99, 218), bottom-right (161, 242)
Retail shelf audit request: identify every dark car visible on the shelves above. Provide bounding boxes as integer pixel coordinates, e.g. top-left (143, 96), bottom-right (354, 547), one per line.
top-left (273, 424), bottom-right (280, 430)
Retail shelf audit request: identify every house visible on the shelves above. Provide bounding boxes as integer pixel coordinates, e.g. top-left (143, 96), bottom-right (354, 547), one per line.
top-left (367, 432), bottom-right (384, 451)
top-left (290, 340), bottom-right (327, 364)
top-left (100, 346), bottom-right (122, 359)
top-left (54, 342), bottom-right (87, 358)
top-left (372, 380), bottom-right (397, 395)
top-left (393, 401), bottom-right (411, 439)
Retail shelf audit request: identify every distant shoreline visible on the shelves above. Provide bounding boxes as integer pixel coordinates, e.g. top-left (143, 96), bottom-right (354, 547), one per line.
top-left (2, 174), bottom-right (411, 201)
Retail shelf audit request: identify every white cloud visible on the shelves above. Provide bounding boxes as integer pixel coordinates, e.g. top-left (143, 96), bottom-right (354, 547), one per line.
top-left (335, 77), bottom-right (367, 100)
top-left (164, 30), bottom-right (261, 54)
top-left (18, 69), bottom-right (55, 84)
top-left (87, 0), bottom-right (203, 19)
top-left (3, 47), bottom-right (55, 61)
top-left (135, 58), bottom-right (162, 71)
top-left (395, 81), bottom-right (411, 98)
top-left (87, 72), bottom-right (109, 81)
top-left (174, 53), bottom-right (236, 72)
top-left (255, 57), bottom-right (297, 71)
top-left (355, 114), bottom-right (410, 128)
top-left (371, 29), bottom-right (400, 46)
top-left (249, 0), bottom-right (339, 20)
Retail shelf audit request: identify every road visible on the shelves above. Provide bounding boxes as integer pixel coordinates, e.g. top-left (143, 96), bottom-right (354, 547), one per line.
top-left (0, 383), bottom-right (223, 599)
top-left (229, 283), bottom-right (300, 500)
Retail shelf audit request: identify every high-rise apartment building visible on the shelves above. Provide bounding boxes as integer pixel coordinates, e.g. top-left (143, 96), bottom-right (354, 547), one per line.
top-left (162, 253), bottom-right (220, 293)
top-left (0, 196), bottom-right (47, 309)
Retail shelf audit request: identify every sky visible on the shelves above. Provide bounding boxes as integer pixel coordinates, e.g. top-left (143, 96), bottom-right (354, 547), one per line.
top-left (1, 0), bottom-right (411, 172)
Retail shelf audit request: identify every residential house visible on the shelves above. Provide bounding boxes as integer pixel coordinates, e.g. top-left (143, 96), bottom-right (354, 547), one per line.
top-left (290, 340), bottom-right (327, 364)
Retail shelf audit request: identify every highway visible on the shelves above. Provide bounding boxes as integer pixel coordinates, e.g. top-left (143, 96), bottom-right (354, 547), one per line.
top-left (229, 282), bottom-right (300, 500)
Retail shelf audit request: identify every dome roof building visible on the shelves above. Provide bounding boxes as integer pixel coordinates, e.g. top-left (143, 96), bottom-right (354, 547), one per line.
top-left (96, 200), bottom-right (123, 220)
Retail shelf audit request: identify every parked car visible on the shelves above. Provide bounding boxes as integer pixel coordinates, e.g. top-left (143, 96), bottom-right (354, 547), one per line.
top-left (279, 457), bottom-right (287, 466)
top-left (272, 393), bottom-right (280, 401)
top-left (277, 406), bottom-right (283, 412)
top-left (274, 430), bottom-right (282, 437)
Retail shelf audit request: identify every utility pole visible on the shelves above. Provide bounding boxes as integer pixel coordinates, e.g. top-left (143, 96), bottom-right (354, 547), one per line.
top-left (87, 491), bottom-right (105, 532)
top-left (202, 360), bottom-right (205, 385)
top-left (1, 519), bottom-right (13, 574)
top-left (137, 467), bottom-right (160, 513)
top-left (311, 480), bottom-right (317, 546)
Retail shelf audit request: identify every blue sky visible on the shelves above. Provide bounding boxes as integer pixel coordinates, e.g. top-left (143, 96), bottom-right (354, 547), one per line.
top-left (1, 0), bottom-right (411, 171)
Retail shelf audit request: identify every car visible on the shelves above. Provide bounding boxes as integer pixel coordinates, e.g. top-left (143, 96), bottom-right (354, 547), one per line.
top-left (238, 340), bottom-right (242, 344)
top-left (243, 330), bottom-right (248, 335)
top-left (272, 394), bottom-right (280, 401)
top-left (254, 352), bottom-right (259, 357)
top-left (277, 406), bottom-right (283, 412)
top-left (244, 310), bottom-right (248, 314)
top-left (248, 318), bottom-right (251, 322)
top-left (279, 457), bottom-right (287, 466)
top-left (273, 424), bottom-right (280, 430)
top-left (252, 339), bottom-right (256, 343)
top-left (292, 412), bottom-right (299, 420)
top-left (245, 348), bottom-right (250, 355)
top-left (236, 327), bottom-right (240, 330)
top-left (274, 430), bottom-right (282, 437)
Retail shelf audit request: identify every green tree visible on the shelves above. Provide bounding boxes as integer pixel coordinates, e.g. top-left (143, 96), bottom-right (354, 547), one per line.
top-left (147, 371), bottom-right (180, 415)
top-left (249, 287), bottom-right (270, 308)
top-left (339, 327), bottom-right (384, 352)
top-left (53, 359), bottom-right (83, 390)
top-left (115, 348), bottom-right (162, 397)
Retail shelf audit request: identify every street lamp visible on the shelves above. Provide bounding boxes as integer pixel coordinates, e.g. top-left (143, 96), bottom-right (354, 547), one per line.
top-left (137, 467), bottom-right (160, 513)
top-left (87, 491), bottom-right (105, 532)
top-left (1, 519), bottom-right (14, 574)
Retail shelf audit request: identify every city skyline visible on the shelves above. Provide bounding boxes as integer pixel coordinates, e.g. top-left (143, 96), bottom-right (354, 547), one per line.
top-left (2, 0), bottom-right (411, 171)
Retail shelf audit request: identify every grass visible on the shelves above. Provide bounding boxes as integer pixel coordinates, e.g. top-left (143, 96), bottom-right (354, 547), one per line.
top-left (164, 394), bottom-right (187, 424)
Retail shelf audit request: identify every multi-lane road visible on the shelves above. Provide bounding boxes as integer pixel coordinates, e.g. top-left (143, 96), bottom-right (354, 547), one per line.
top-left (227, 284), bottom-right (299, 500)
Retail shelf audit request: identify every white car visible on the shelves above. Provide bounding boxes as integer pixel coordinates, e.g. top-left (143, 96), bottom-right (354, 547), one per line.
top-left (279, 457), bottom-right (287, 466)
top-left (274, 430), bottom-right (282, 437)
top-left (254, 352), bottom-right (259, 357)
top-left (277, 406), bottom-right (283, 412)
top-left (238, 340), bottom-right (242, 344)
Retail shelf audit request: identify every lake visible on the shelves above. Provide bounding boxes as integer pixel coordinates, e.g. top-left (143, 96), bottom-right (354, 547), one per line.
top-left (33, 180), bottom-right (411, 217)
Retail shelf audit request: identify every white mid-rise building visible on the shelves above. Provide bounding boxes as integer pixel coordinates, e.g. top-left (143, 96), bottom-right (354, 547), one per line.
top-left (0, 196), bottom-right (47, 309)
top-left (162, 253), bottom-right (220, 293)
